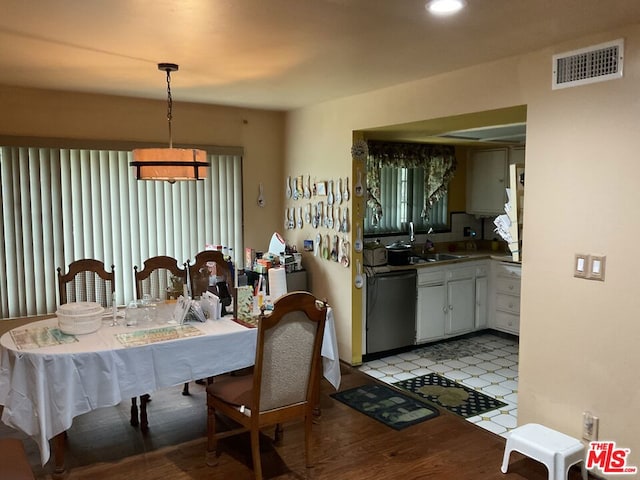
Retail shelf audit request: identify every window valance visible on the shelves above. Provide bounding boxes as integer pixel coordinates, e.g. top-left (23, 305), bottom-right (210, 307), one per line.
top-left (366, 141), bottom-right (456, 222)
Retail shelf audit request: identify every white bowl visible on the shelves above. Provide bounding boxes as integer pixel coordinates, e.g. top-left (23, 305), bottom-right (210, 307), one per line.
top-left (56, 302), bottom-right (104, 335)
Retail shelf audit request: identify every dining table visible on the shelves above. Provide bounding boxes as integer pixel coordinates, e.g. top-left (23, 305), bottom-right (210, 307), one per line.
top-left (0, 303), bottom-right (341, 479)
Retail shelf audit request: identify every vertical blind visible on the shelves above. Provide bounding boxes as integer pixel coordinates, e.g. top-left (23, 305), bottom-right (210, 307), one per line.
top-left (0, 146), bottom-right (243, 318)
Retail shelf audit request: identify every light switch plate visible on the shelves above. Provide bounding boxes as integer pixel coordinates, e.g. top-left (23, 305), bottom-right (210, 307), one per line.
top-left (574, 254), bottom-right (589, 278)
top-left (588, 255), bottom-right (606, 281)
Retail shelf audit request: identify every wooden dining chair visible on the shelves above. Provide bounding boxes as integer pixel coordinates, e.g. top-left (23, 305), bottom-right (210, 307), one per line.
top-left (57, 259), bottom-right (115, 308)
top-left (205, 291), bottom-right (328, 480)
top-left (135, 255), bottom-right (188, 301)
top-left (187, 250), bottom-right (232, 299)
top-left (131, 255), bottom-right (188, 431)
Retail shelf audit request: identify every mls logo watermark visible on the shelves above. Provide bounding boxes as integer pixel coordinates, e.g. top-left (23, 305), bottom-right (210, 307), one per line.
top-left (586, 441), bottom-right (637, 475)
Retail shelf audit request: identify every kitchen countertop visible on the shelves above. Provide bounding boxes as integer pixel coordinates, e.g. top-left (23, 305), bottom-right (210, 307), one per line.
top-left (364, 250), bottom-right (520, 275)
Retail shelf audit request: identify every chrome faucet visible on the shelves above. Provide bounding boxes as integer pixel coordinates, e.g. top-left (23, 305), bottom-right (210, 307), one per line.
top-left (409, 221), bottom-right (415, 243)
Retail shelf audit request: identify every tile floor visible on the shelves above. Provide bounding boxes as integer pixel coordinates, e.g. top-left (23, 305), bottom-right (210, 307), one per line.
top-left (358, 332), bottom-right (519, 437)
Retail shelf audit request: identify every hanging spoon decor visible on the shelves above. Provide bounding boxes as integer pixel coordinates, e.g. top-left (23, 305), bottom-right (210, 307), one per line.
top-left (335, 178), bottom-right (342, 205)
top-left (341, 238), bottom-right (350, 268)
top-left (285, 176), bottom-right (292, 199)
top-left (257, 183), bottom-right (265, 207)
top-left (331, 235), bottom-right (339, 262)
top-left (304, 175), bottom-right (311, 199)
top-left (354, 260), bottom-right (364, 289)
top-left (342, 207), bottom-right (349, 233)
top-left (354, 170), bottom-right (363, 197)
top-left (354, 225), bottom-right (363, 252)
top-left (305, 203), bottom-right (311, 224)
top-left (343, 177), bottom-right (349, 202)
top-left (327, 180), bottom-right (334, 205)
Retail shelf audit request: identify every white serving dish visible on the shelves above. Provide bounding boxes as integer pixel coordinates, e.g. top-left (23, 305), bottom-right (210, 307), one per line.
top-left (56, 301), bottom-right (104, 335)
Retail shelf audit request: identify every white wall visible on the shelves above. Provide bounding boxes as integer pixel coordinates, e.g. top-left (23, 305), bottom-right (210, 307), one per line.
top-left (285, 24), bottom-right (640, 476)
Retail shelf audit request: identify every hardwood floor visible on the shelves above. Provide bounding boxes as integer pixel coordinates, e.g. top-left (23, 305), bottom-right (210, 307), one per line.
top-left (1, 365), bottom-right (590, 480)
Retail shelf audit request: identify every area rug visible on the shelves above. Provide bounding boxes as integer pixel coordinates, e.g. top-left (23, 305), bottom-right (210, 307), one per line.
top-left (394, 373), bottom-right (507, 418)
top-left (411, 337), bottom-right (493, 362)
top-left (331, 383), bottom-right (439, 430)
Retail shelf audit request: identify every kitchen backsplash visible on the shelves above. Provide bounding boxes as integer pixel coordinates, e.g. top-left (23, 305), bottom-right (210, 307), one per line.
top-left (367, 212), bottom-right (499, 248)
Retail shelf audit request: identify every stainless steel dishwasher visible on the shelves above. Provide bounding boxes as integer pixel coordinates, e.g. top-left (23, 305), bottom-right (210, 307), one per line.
top-left (366, 269), bottom-right (417, 355)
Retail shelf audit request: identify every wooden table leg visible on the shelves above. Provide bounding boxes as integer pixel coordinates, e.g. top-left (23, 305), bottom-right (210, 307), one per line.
top-left (130, 397), bottom-right (139, 427)
top-left (140, 394), bottom-right (149, 432)
top-left (52, 431), bottom-right (66, 480)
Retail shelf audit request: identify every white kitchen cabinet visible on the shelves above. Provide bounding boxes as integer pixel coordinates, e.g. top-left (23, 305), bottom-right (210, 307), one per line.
top-left (446, 276), bottom-right (475, 335)
top-left (466, 148), bottom-right (508, 215)
top-left (492, 262), bottom-right (521, 335)
top-left (417, 283), bottom-right (446, 342)
top-left (416, 262), bottom-right (488, 343)
top-left (416, 268), bottom-right (446, 343)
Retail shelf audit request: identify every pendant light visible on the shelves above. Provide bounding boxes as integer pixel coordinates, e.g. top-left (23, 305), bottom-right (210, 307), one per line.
top-left (130, 63), bottom-right (209, 182)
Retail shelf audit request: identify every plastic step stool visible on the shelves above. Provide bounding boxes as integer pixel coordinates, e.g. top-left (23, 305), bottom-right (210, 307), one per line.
top-left (501, 423), bottom-right (587, 480)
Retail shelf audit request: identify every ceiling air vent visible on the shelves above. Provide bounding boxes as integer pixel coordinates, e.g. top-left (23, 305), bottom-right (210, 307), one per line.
top-left (552, 39), bottom-right (623, 90)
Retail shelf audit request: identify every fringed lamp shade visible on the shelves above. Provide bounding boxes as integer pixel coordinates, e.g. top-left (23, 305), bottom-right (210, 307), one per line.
top-left (131, 147), bottom-right (209, 181)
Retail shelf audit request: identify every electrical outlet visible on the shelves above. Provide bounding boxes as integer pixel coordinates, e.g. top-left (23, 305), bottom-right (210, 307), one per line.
top-left (582, 411), bottom-right (599, 441)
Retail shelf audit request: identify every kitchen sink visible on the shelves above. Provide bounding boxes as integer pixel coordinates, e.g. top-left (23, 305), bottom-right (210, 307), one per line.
top-left (408, 253), bottom-right (468, 264)
top-left (421, 253), bottom-right (468, 262)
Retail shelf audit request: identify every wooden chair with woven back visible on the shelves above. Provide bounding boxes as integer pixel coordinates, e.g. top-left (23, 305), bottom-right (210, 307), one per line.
top-left (130, 255), bottom-right (188, 431)
top-left (182, 250), bottom-right (233, 395)
top-left (187, 250), bottom-right (232, 299)
top-left (205, 291), bottom-right (328, 480)
top-left (57, 259), bottom-right (115, 308)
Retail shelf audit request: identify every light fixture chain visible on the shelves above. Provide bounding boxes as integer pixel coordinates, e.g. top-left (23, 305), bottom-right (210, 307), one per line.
top-left (166, 68), bottom-right (173, 149)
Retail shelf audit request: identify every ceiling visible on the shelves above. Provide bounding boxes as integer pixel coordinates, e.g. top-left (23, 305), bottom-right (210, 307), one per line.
top-left (2, 0), bottom-right (640, 113)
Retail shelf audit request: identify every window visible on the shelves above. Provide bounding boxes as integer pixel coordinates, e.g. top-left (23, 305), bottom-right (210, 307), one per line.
top-left (364, 141), bottom-right (455, 236)
top-left (0, 145), bottom-right (243, 318)
top-left (364, 166), bottom-right (448, 234)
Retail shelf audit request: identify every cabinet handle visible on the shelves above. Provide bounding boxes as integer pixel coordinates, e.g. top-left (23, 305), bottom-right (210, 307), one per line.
top-left (448, 305), bottom-right (453, 310)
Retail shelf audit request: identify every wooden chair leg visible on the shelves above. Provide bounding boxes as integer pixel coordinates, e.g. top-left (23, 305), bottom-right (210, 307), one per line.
top-left (130, 397), bottom-right (139, 427)
top-left (182, 382), bottom-right (190, 396)
top-left (274, 423), bottom-right (284, 444)
top-left (206, 402), bottom-right (219, 466)
top-left (250, 427), bottom-right (263, 480)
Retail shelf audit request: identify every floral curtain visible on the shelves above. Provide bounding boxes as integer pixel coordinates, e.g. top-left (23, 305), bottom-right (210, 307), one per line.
top-left (366, 141), bottom-right (456, 223)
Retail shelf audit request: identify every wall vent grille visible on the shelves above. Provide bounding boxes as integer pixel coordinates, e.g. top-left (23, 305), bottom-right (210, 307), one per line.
top-left (552, 39), bottom-right (623, 90)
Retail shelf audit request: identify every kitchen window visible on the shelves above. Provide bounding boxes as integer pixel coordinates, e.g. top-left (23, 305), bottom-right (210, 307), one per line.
top-left (364, 141), bottom-right (455, 235)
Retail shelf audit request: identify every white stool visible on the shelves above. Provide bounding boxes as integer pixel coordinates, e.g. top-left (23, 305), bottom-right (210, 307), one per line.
top-left (501, 423), bottom-right (587, 480)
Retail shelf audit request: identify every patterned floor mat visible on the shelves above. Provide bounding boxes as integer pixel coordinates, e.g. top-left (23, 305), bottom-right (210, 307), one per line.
top-left (394, 373), bottom-right (507, 418)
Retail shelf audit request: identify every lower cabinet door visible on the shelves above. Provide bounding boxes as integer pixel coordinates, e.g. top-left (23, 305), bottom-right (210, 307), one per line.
top-left (475, 276), bottom-right (488, 329)
top-left (446, 277), bottom-right (475, 335)
top-left (416, 284), bottom-right (446, 343)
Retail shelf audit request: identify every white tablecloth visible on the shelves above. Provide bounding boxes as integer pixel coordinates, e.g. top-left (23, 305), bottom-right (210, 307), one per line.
top-left (0, 307), bottom-right (340, 465)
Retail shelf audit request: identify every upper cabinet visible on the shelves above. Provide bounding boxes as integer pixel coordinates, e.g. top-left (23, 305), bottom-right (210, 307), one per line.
top-left (466, 147), bottom-right (526, 216)
top-left (466, 148), bottom-right (508, 215)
